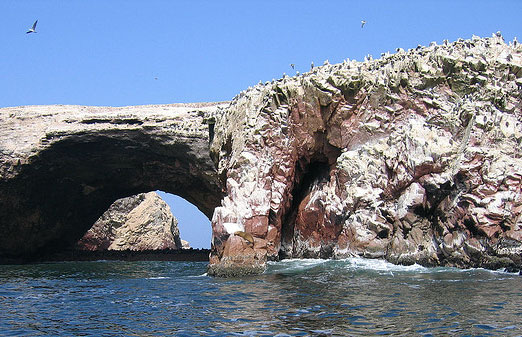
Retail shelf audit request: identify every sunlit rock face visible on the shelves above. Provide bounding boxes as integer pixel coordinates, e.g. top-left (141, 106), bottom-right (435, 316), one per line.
top-left (0, 103), bottom-right (224, 260)
top-left (0, 34), bottom-right (521, 276)
top-left (77, 192), bottom-right (183, 251)
top-left (209, 34), bottom-right (522, 276)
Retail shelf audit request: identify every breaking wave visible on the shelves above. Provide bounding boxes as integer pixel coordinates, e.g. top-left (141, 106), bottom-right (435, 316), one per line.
top-left (266, 257), bottom-right (517, 276)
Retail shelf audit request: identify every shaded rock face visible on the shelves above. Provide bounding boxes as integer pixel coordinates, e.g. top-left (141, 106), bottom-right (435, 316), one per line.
top-left (209, 34), bottom-right (522, 275)
top-left (0, 103), bottom-right (224, 259)
top-left (77, 192), bottom-right (183, 251)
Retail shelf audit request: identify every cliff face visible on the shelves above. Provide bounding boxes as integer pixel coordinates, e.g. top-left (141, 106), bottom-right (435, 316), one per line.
top-left (0, 35), bottom-right (520, 275)
top-left (77, 192), bottom-right (183, 251)
top-left (208, 34), bottom-right (522, 276)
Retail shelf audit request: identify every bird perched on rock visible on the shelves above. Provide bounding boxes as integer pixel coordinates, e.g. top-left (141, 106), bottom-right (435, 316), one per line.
top-left (361, 20), bottom-right (367, 28)
top-left (26, 20), bottom-right (38, 34)
top-left (310, 61), bottom-right (314, 70)
top-left (234, 231), bottom-right (254, 247)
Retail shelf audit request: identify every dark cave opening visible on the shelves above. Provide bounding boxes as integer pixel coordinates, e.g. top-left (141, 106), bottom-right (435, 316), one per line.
top-left (279, 159), bottom-right (332, 260)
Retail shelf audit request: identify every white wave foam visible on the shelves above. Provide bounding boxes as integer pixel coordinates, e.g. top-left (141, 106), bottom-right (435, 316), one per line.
top-left (342, 257), bottom-right (428, 273)
top-left (267, 258), bottom-right (329, 273)
top-left (267, 257), bottom-right (428, 274)
top-left (267, 257), bottom-right (521, 276)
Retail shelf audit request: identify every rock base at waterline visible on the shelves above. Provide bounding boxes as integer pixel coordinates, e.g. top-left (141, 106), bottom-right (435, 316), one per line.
top-left (208, 34), bottom-right (522, 276)
top-left (207, 234), bottom-right (267, 276)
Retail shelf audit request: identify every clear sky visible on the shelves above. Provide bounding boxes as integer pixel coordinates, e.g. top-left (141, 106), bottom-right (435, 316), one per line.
top-left (1, 1), bottom-right (521, 248)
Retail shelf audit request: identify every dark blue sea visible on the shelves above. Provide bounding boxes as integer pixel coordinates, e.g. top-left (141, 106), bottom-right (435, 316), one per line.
top-left (0, 258), bottom-right (520, 336)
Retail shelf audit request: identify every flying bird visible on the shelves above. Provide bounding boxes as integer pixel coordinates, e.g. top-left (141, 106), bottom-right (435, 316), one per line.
top-left (361, 20), bottom-right (367, 28)
top-left (26, 20), bottom-right (38, 34)
top-left (290, 63), bottom-right (295, 69)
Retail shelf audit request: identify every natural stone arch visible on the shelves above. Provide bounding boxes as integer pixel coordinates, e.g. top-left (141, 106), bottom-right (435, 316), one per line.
top-left (0, 103), bottom-right (225, 260)
top-left (2, 35), bottom-right (522, 277)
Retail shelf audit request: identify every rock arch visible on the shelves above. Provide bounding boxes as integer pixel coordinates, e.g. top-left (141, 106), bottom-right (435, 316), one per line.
top-left (0, 103), bottom-right (224, 260)
top-left (2, 35), bottom-right (522, 276)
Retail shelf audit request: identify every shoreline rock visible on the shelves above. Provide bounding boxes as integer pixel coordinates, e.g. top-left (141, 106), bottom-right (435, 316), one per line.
top-left (0, 248), bottom-right (210, 264)
top-left (0, 103), bottom-right (224, 259)
top-left (0, 35), bottom-right (521, 276)
top-left (208, 34), bottom-right (522, 276)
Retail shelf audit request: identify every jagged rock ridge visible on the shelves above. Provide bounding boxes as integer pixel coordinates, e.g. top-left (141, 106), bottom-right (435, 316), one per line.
top-left (77, 192), bottom-right (185, 251)
top-left (208, 34), bottom-right (522, 275)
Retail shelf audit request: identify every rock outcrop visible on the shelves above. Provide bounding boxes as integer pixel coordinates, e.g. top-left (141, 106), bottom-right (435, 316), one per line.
top-left (0, 103), bottom-right (224, 259)
top-left (1, 34), bottom-right (521, 276)
top-left (208, 34), bottom-right (522, 276)
top-left (76, 192), bottom-right (183, 251)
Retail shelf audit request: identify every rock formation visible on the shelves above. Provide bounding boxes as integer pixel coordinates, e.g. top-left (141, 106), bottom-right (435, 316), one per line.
top-left (77, 192), bottom-right (183, 251)
top-left (181, 239), bottom-right (191, 249)
top-left (0, 34), bottom-right (521, 276)
top-left (208, 34), bottom-right (522, 276)
top-left (0, 103), bottom-right (224, 260)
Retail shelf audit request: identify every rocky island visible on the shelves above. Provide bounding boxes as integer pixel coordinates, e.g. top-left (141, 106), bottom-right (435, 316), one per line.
top-left (77, 191), bottom-right (187, 252)
top-left (0, 34), bottom-right (521, 276)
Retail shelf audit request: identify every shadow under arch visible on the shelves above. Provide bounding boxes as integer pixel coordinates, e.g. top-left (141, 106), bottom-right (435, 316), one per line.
top-left (0, 117), bottom-right (223, 261)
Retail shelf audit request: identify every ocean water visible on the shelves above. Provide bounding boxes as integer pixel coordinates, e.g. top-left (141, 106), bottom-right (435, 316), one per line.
top-left (0, 258), bottom-right (520, 336)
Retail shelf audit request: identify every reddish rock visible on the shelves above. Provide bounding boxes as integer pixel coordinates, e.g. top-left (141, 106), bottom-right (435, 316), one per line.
top-left (208, 34), bottom-right (522, 276)
top-left (207, 234), bottom-right (265, 277)
top-left (244, 215), bottom-right (269, 237)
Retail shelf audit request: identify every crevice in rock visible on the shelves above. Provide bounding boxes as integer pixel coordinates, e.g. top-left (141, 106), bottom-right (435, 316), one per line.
top-left (208, 121), bottom-right (215, 145)
top-left (463, 217), bottom-right (485, 237)
top-left (412, 173), bottom-right (470, 239)
top-left (279, 159), bottom-right (332, 260)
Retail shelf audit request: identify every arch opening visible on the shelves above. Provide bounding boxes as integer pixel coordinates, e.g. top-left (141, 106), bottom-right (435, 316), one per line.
top-left (74, 191), bottom-right (211, 259)
top-left (0, 129), bottom-right (222, 262)
top-left (155, 191), bottom-right (211, 249)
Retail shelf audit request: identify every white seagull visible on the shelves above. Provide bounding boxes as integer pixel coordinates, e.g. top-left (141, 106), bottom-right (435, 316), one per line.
top-left (26, 20), bottom-right (38, 34)
top-left (361, 20), bottom-right (367, 28)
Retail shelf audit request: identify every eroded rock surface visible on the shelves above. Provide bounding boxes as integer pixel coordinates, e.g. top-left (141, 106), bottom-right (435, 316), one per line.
top-left (77, 192), bottom-right (183, 251)
top-left (209, 34), bottom-right (522, 275)
top-left (1, 34), bottom-right (521, 275)
top-left (0, 103), bottom-right (224, 259)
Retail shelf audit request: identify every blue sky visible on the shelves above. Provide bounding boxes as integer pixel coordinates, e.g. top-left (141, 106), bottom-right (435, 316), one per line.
top-left (1, 1), bottom-right (521, 248)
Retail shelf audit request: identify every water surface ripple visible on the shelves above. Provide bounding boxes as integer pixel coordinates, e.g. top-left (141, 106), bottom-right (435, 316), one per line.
top-left (0, 258), bottom-right (520, 336)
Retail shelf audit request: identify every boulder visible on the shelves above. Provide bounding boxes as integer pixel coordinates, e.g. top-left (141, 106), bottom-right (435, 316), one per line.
top-left (77, 192), bottom-right (183, 251)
